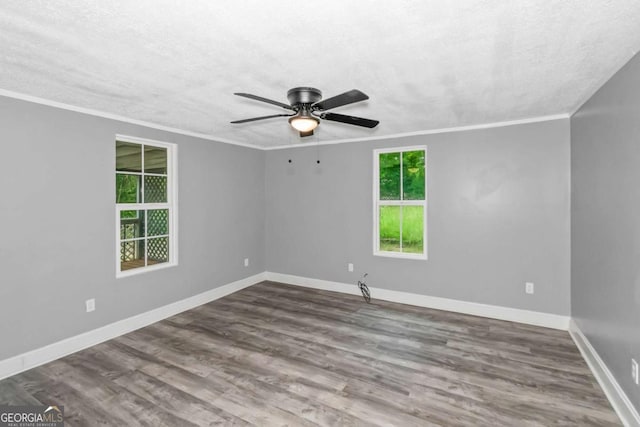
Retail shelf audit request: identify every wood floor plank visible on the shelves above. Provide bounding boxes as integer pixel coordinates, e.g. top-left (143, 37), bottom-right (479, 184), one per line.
top-left (0, 377), bottom-right (42, 406)
top-left (0, 281), bottom-right (621, 426)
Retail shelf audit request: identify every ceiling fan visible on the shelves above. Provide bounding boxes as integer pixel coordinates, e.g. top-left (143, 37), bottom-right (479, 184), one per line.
top-left (231, 87), bottom-right (379, 137)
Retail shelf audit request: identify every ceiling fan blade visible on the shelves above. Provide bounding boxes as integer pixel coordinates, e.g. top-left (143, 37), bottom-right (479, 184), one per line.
top-left (230, 113), bottom-right (294, 124)
top-left (300, 130), bottom-right (314, 137)
top-left (321, 112), bottom-right (379, 128)
top-left (234, 93), bottom-right (293, 110)
top-left (313, 89), bottom-right (369, 111)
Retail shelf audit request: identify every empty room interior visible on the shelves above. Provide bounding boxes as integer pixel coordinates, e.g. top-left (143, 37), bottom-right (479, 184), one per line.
top-left (1, 1), bottom-right (640, 426)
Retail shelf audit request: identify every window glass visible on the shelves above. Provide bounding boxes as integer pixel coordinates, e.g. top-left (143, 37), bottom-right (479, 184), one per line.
top-left (379, 206), bottom-right (401, 252)
top-left (147, 209), bottom-right (169, 236)
top-left (147, 237), bottom-right (169, 266)
top-left (120, 210), bottom-right (145, 240)
top-left (379, 152), bottom-right (401, 200)
top-left (120, 240), bottom-right (145, 271)
top-left (116, 174), bottom-right (140, 204)
top-left (402, 206), bottom-right (424, 253)
top-left (116, 141), bottom-right (142, 172)
top-left (144, 146), bottom-right (167, 174)
top-left (144, 175), bottom-right (167, 203)
top-left (402, 150), bottom-right (425, 200)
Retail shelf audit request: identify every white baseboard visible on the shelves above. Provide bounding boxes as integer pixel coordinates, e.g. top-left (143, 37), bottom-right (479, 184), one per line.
top-left (0, 272), bottom-right (267, 381)
top-left (569, 320), bottom-right (640, 427)
top-left (265, 272), bottom-right (570, 330)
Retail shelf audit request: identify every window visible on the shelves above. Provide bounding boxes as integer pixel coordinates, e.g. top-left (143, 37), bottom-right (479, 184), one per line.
top-left (115, 136), bottom-right (177, 276)
top-left (374, 146), bottom-right (427, 259)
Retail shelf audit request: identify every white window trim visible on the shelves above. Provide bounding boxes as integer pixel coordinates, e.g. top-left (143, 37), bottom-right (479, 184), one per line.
top-left (115, 134), bottom-right (178, 278)
top-left (373, 145), bottom-right (428, 260)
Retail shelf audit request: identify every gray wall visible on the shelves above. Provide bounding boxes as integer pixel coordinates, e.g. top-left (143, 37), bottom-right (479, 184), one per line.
top-left (571, 52), bottom-right (640, 409)
top-left (266, 119), bottom-right (571, 315)
top-left (0, 96), bottom-right (265, 360)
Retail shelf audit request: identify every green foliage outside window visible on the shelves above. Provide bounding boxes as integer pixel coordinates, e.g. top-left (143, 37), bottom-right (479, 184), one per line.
top-left (116, 174), bottom-right (139, 218)
top-left (402, 150), bottom-right (425, 200)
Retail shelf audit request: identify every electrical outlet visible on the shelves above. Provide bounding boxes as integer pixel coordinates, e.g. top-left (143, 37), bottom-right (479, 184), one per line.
top-left (525, 282), bottom-right (534, 294)
top-left (85, 298), bottom-right (95, 313)
top-left (348, 263), bottom-right (354, 272)
top-left (244, 258), bottom-right (249, 267)
top-left (632, 359), bottom-right (639, 385)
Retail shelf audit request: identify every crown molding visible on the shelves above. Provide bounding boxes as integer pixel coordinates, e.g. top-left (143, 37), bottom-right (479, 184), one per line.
top-left (0, 89), bottom-right (262, 150)
top-left (1, 88), bottom-right (569, 151)
top-left (263, 114), bottom-right (570, 150)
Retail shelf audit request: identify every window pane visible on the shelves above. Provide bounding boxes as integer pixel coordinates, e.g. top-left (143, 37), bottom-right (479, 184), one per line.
top-left (147, 209), bottom-right (169, 236)
top-left (120, 210), bottom-right (145, 239)
top-left (147, 237), bottom-right (169, 266)
top-left (121, 240), bottom-right (145, 271)
top-left (144, 146), bottom-right (167, 174)
top-left (402, 206), bottom-right (424, 253)
top-left (403, 150), bottom-right (425, 200)
top-left (379, 153), bottom-right (400, 200)
top-left (116, 141), bottom-right (142, 172)
top-left (116, 174), bottom-right (140, 203)
top-left (144, 175), bottom-right (167, 203)
top-left (379, 206), bottom-right (401, 252)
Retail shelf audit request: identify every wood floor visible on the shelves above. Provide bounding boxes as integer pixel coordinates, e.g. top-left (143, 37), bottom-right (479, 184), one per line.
top-left (0, 281), bottom-right (620, 426)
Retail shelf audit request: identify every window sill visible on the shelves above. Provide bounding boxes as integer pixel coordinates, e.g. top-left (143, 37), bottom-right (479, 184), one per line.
top-left (374, 251), bottom-right (428, 260)
top-left (116, 261), bottom-right (178, 279)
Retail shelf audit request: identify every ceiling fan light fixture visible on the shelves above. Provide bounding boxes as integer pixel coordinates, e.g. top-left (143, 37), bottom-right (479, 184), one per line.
top-left (288, 114), bottom-right (319, 132)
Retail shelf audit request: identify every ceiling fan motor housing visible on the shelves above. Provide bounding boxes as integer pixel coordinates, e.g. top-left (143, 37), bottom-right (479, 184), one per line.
top-left (287, 87), bottom-right (322, 107)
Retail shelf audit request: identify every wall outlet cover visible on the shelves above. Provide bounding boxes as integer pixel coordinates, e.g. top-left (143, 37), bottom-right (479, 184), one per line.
top-left (244, 258), bottom-right (249, 267)
top-left (525, 282), bottom-right (534, 294)
top-left (85, 298), bottom-right (95, 313)
top-left (348, 263), bottom-right (354, 272)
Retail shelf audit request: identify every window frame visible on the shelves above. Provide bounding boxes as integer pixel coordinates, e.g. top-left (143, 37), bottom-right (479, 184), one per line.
top-left (373, 145), bottom-right (428, 260)
top-left (115, 135), bottom-right (178, 278)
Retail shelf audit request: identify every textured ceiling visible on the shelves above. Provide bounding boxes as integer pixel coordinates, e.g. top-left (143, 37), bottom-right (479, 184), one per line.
top-left (1, 1), bottom-right (640, 149)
